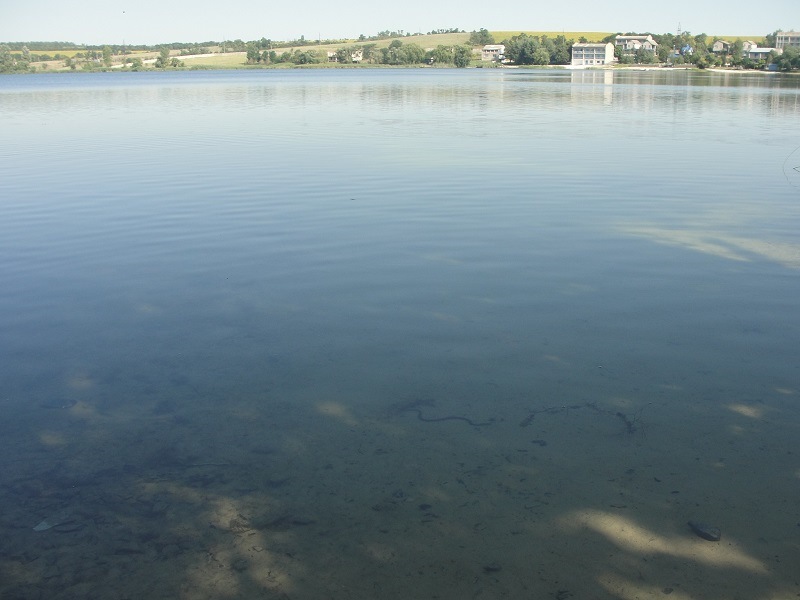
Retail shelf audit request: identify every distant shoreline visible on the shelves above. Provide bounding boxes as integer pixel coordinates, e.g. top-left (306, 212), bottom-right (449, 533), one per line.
top-left (5, 30), bottom-right (788, 74)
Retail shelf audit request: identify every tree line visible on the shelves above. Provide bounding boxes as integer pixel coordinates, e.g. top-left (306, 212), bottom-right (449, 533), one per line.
top-left (500, 33), bottom-right (573, 65)
top-left (246, 38), bottom-right (473, 67)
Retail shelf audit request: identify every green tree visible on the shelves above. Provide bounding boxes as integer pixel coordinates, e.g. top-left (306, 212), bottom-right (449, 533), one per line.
top-left (453, 45), bottom-right (472, 67)
top-left (0, 43), bottom-right (30, 72)
top-left (730, 39), bottom-right (744, 66)
top-left (102, 45), bottom-right (112, 67)
top-left (379, 40), bottom-right (425, 65)
top-left (0, 44), bottom-right (13, 72)
top-left (693, 33), bottom-right (708, 50)
top-left (533, 47), bottom-right (550, 65)
top-left (469, 28), bottom-right (494, 45)
top-left (292, 49), bottom-right (320, 64)
top-left (634, 48), bottom-right (656, 64)
top-left (246, 43), bottom-right (261, 63)
top-left (688, 34), bottom-right (712, 65)
top-left (400, 43), bottom-right (425, 64)
top-left (765, 30), bottom-right (778, 47)
top-left (429, 45), bottom-right (454, 64)
top-left (335, 48), bottom-right (351, 63)
top-left (549, 35), bottom-right (572, 64)
top-left (775, 47), bottom-right (799, 70)
top-left (361, 43), bottom-right (377, 62)
top-left (503, 33), bottom-right (541, 65)
top-left (154, 45), bottom-right (171, 68)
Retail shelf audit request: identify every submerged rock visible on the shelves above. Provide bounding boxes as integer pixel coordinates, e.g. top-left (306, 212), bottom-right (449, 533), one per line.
top-left (688, 520), bottom-right (721, 542)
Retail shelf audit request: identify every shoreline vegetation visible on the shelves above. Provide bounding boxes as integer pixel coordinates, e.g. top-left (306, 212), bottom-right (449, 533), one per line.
top-left (2, 29), bottom-right (798, 73)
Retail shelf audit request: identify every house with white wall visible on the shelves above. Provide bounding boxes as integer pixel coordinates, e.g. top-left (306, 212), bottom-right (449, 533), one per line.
top-left (744, 46), bottom-right (781, 61)
top-left (481, 45), bottom-right (505, 62)
top-left (711, 40), bottom-right (731, 54)
top-left (776, 31), bottom-right (800, 49)
top-left (614, 35), bottom-right (658, 54)
top-left (571, 43), bottom-right (615, 66)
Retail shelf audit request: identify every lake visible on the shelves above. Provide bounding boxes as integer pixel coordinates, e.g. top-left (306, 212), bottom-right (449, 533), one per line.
top-left (1, 68), bottom-right (799, 599)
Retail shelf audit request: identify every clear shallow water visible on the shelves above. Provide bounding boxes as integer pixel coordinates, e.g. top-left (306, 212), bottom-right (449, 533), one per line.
top-left (1, 69), bottom-right (799, 599)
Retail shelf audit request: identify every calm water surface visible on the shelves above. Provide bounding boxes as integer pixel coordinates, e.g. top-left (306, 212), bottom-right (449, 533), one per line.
top-left (1, 69), bottom-right (799, 599)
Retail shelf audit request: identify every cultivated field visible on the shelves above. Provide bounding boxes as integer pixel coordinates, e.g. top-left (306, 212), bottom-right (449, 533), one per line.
top-left (490, 31), bottom-right (613, 42)
top-left (267, 32), bottom-right (471, 52)
top-left (492, 31), bottom-right (765, 43)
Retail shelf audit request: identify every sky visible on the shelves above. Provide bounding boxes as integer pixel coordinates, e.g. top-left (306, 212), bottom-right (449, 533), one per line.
top-left (2, 0), bottom-right (796, 45)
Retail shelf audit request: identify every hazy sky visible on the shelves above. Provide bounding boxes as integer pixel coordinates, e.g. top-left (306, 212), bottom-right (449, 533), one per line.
top-left (2, 0), bottom-right (796, 45)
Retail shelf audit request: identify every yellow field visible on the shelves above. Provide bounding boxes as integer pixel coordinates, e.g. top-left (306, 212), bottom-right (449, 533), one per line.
top-left (26, 49), bottom-right (84, 58)
top-left (269, 32), bottom-right (471, 51)
top-left (715, 35), bottom-right (766, 42)
top-left (178, 52), bottom-right (248, 68)
top-left (490, 31), bottom-right (613, 42)
top-left (379, 32), bottom-right (470, 47)
top-left (490, 31), bottom-right (764, 43)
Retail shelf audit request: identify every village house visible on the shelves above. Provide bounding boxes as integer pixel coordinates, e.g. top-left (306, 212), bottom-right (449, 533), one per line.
top-left (776, 31), bottom-right (800, 49)
top-left (614, 35), bottom-right (659, 54)
top-left (481, 45), bottom-right (505, 62)
top-left (326, 49), bottom-right (363, 63)
top-left (744, 46), bottom-right (781, 61)
top-left (570, 42), bottom-right (615, 67)
top-left (711, 40), bottom-right (731, 54)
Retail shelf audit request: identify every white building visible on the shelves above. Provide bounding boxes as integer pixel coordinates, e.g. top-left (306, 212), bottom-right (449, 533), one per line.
top-left (571, 42), bottom-right (615, 66)
top-left (776, 31), bottom-right (800, 49)
top-left (481, 45), bottom-right (505, 62)
top-left (614, 35), bottom-right (659, 54)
